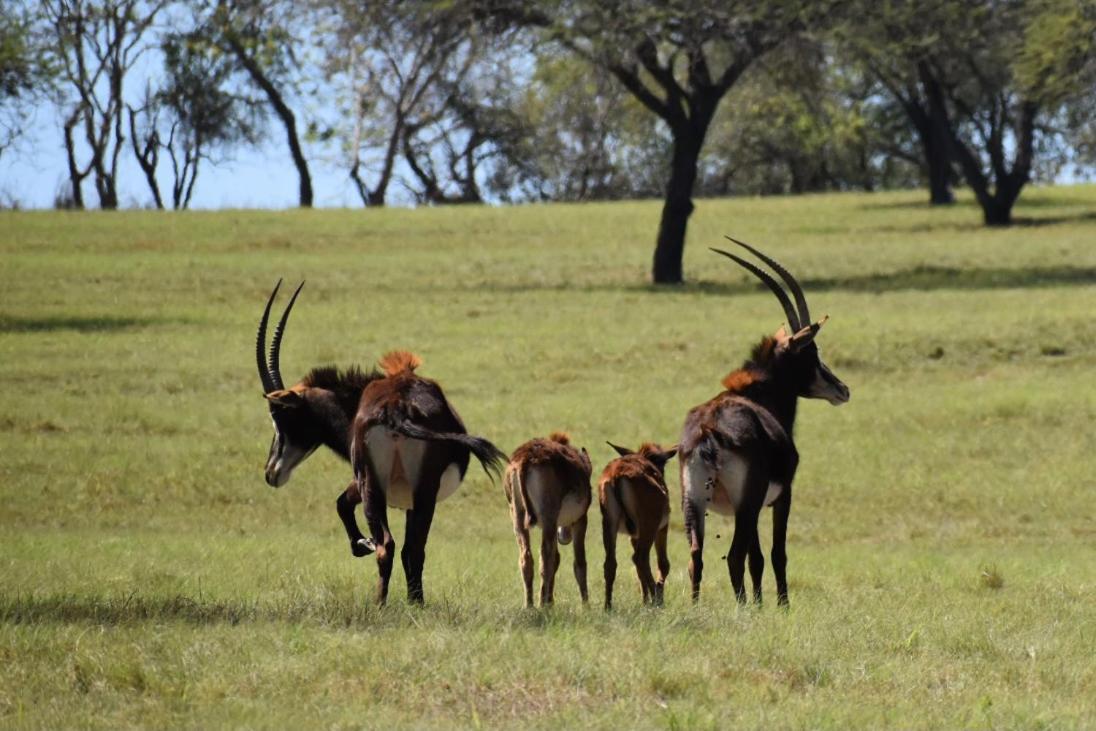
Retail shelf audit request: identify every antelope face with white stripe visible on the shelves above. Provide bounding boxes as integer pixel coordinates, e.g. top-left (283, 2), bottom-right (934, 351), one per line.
top-left (263, 388), bottom-right (321, 487)
top-left (768, 322), bottom-right (850, 407)
top-left (255, 280), bottom-right (320, 488)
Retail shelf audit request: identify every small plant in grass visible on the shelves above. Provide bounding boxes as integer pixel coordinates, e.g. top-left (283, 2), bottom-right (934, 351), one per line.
top-left (980, 565), bottom-right (1005, 590)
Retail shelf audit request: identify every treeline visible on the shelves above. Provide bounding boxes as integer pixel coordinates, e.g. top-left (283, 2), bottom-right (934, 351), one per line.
top-left (1, 1), bottom-right (1094, 281)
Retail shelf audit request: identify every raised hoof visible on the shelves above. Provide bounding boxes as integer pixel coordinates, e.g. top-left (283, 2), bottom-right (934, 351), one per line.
top-left (350, 538), bottom-right (376, 557)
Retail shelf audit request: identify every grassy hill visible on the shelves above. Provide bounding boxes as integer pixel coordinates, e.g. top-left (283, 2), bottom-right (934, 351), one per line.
top-left (1, 187), bottom-right (1094, 729)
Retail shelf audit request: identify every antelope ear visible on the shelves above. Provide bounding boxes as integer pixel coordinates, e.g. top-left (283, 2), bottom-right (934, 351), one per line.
top-left (789, 315), bottom-right (829, 351)
top-left (647, 447), bottom-right (678, 470)
top-left (606, 441), bottom-right (633, 457)
top-left (265, 389), bottom-right (304, 408)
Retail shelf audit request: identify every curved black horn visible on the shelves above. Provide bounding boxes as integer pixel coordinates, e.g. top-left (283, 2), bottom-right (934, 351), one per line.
top-left (268, 281), bottom-right (304, 391)
top-left (726, 236), bottom-right (811, 325)
top-left (256, 279), bottom-right (282, 394)
top-left (710, 248), bottom-right (801, 332)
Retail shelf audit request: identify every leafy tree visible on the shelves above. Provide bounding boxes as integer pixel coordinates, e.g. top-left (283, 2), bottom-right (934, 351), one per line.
top-left (839, 0), bottom-right (1096, 225)
top-left (192, 0), bottom-right (313, 207)
top-left (0, 3), bottom-right (54, 163)
top-left (485, 0), bottom-right (809, 283)
top-left (699, 40), bottom-right (920, 197)
top-left (485, 52), bottom-right (669, 202)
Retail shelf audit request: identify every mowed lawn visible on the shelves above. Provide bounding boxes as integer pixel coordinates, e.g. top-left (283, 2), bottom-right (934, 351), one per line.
top-left (1, 188), bottom-right (1094, 729)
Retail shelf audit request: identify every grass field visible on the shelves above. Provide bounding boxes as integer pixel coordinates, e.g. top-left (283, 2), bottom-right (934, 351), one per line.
top-left (1, 187), bottom-right (1095, 729)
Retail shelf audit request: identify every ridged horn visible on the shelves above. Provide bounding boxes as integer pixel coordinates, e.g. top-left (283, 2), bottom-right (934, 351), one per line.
top-left (268, 281), bottom-right (304, 391)
top-left (256, 279), bottom-right (282, 394)
top-left (725, 236), bottom-right (811, 325)
top-left (710, 248), bottom-right (802, 332)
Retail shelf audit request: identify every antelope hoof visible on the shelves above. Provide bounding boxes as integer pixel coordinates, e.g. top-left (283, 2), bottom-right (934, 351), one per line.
top-left (351, 538), bottom-right (376, 557)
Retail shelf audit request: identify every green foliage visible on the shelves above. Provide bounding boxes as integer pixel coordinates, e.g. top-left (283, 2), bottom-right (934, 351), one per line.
top-left (2, 188), bottom-right (1095, 727)
top-left (159, 31), bottom-right (261, 148)
top-left (701, 41), bottom-right (920, 196)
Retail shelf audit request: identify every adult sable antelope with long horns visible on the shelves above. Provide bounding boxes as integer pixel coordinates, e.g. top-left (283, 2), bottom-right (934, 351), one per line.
top-left (255, 280), bottom-right (506, 604)
top-left (679, 239), bottom-right (849, 606)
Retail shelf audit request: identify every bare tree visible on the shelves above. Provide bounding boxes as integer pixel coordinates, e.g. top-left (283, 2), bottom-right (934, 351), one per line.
top-left (45, 0), bottom-right (168, 209)
top-left (127, 30), bottom-right (261, 209)
top-left (317, 1), bottom-right (471, 207)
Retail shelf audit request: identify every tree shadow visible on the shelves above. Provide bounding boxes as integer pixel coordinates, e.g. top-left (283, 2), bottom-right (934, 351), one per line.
top-left (858, 193), bottom-right (1096, 211)
top-left (461, 264), bottom-right (1096, 297)
top-left (801, 264), bottom-right (1096, 294)
top-left (861, 209), bottom-right (1096, 234)
top-left (0, 315), bottom-right (164, 333)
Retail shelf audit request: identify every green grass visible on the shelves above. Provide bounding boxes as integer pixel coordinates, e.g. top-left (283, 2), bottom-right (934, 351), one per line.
top-left (1, 187), bottom-right (1095, 729)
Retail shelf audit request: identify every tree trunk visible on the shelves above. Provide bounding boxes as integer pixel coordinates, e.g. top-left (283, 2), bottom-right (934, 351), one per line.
top-left (227, 38), bottom-right (312, 208)
top-left (653, 133), bottom-right (702, 284)
top-left (982, 198), bottom-right (1012, 226)
top-left (924, 85), bottom-right (954, 205)
top-left (63, 109), bottom-right (86, 210)
top-left (925, 133), bottom-right (954, 205)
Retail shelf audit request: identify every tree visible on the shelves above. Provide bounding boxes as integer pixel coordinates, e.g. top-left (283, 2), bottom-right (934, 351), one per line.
top-left (314, 0), bottom-right (481, 207)
top-left (0, 3), bottom-right (54, 164)
top-left (699, 39), bottom-right (921, 197)
top-left (487, 1), bottom-right (807, 283)
top-left (838, 0), bottom-right (1096, 225)
top-left (835, 5), bottom-right (959, 205)
top-left (194, 0), bottom-right (313, 207)
top-left (128, 30), bottom-right (262, 209)
top-left (479, 52), bottom-right (669, 202)
top-left (44, 0), bottom-right (168, 209)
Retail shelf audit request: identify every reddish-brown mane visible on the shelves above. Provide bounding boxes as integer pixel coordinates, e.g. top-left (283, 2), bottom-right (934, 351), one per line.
top-left (720, 336), bottom-right (780, 393)
top-left (378, 350), bottom-right (423, 376)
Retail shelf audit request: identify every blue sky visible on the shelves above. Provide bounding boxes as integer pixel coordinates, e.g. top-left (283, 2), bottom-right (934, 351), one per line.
top-left (1, 107), bottom-right (370, 209)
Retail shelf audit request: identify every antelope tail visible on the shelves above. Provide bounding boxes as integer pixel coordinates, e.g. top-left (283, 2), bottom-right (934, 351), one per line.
top-left (380, 418), bottom-right (507, 482)
top-left (611, 480), bottom-right (637, 535)
top-left (514, 465), bottom-right (537, 530)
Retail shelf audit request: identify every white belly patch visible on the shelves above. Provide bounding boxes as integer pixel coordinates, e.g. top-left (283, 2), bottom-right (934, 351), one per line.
top-left (683, 451), bottom-right (749, 516)
top-left (365, 427), bottom-right (463, 511)
top-left (558, 490), bottom-right (587, 528)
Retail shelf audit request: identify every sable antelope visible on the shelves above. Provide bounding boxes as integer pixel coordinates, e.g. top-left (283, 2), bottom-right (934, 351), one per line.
top-left (679, 239), bottom-right (849, 606)
top-left (503, 433), bottom-right (593, 607)
top-left (255, 279), bottom-right (381, 558)
top-left (599, 442), bottom-right (677, 609)
top-left (350, 350), bottom-right (506, 605)
top-left (256, 281), bottom-right (506, 606)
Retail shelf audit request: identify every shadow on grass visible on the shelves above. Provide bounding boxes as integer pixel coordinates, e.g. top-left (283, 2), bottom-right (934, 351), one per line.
top-left (860, 210), bottom-right (1096, 235)
top-left (0, 593), bottom-right (366, 627)
top-left (0, 314), bottom-right (164, 333)
top-left (462, 264), bottom-right (1096, 297)
top-left (858, 194), bottom-right (1096, 211)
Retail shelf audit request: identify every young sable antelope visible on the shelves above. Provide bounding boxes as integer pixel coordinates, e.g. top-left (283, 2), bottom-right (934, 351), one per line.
top-left (503, 433), bottom-right (593, 607)
top-left (679, 239), bottom-right (849, 606)
top-left (599, 442), bottom-right (678, 609)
